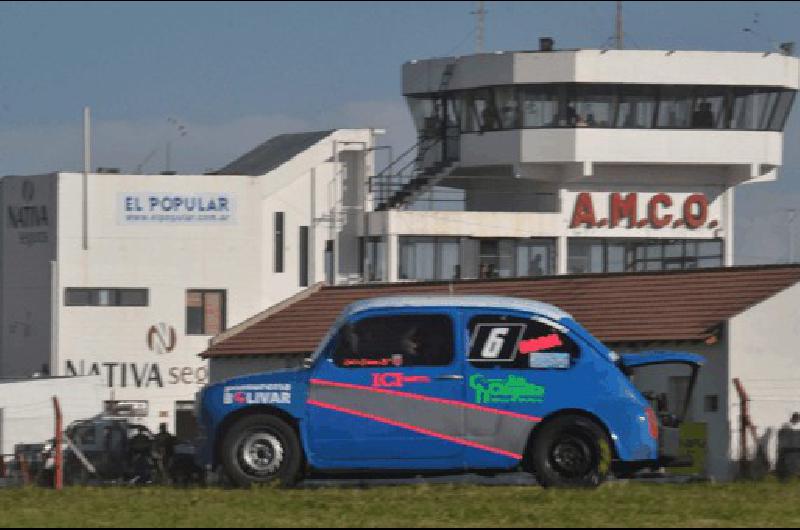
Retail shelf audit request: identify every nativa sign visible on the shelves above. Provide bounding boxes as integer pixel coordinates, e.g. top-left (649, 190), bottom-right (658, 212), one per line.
top-left (118, 193), bottom-right (235, 224)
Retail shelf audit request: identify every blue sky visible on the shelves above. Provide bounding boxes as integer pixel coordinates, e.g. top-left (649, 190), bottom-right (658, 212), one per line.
top-left (2, 1), bottom-right (800, 263)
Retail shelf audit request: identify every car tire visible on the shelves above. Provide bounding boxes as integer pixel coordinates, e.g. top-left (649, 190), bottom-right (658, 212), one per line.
top-left (530, 414), bottom-right (611, 488)
top-left (222, 414), bottom-right (303, 488)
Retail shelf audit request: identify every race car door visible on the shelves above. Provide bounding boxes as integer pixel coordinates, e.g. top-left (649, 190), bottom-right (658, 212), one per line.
top-left (306, 310), bottom-right (467, 467)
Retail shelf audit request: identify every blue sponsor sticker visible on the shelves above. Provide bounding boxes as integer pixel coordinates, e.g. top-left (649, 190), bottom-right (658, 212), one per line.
top-left (528, 352), bottom-right (571, 369)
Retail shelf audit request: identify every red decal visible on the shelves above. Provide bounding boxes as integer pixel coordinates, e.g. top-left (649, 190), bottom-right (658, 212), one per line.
top-left (307, 399), bottom-right (523, 460)
top-left (647, 193), bottom-right (673, 229)
top-left (609, 192), bottom-right (637, 228)
top-left (371, 373), bottom-right (432, 388)
top-left (683, 194), bottom-right (708, 229)
top-left (310, 378), bottom-right (542, 423)
top-left (570, 193), bottom-right (597, 228)
top-left (518, 334), bottom-right (563, 354)
top-left (707, 220), bottom-right (719, 229)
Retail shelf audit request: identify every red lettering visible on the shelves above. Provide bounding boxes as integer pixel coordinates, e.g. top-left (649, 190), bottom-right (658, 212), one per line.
top-left (609, 193), bottom-right (638, 228)
top-left (648, 194), bottom-right (673, 229)
top-left (570, 193), bottom-right (597, 228)
top-left (683, 194), bottom-right (708, 229)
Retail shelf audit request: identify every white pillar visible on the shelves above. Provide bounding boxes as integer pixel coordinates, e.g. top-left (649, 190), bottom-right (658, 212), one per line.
top-left (723, 186), bottom-right (735, 266)
top-left (557, 235), bottom-right (568, 275)
top-left (387, 234), bottom-right (399, 282)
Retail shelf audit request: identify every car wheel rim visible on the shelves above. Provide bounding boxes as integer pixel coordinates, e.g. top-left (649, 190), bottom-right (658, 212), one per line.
top-left (238, 431), bottom-right (284, 477)
top-left (550, 434), bottom-right (593, 478)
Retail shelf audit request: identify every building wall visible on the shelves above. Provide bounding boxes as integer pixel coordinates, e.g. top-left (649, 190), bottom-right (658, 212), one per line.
top-left (728, 282), bottom-right (800, 473)
top-left (54, 171), bottom-right (262, 430)
top-left (0, 174), bottom-right (57, 378)
top-left (0, 376), bottom-right (105, 454)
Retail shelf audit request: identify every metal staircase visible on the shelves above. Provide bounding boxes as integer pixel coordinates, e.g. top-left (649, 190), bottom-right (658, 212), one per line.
top-left (369, 61), bottom-right (459, 211)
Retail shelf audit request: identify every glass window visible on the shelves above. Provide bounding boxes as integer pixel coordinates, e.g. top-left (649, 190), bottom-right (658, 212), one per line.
top-left (438, 238), bottom-right (461, 280)
top-left (64, 288), bottom-right (148, 307)
top-left (521, 86), bottom-right (560, 127)
top-left (616, 86), bottom-right (658, 128)
top-left (468, 314), bottom-right (580, 369)
top-left (770, 90), bottom-right (796, 131)
top-left (494, 86), bottom-right (520, 129)
top-left (274, 212), bottom-right (284, 273)
top-left (65, 288), bottom-right (92, 306)
top-left (657, 87), bottom-right (693, 128)
top-left (400, 237), bottom-right (461, 281)
top-left (568, 238), bottom-right (722, 273)
top-left (516, 239), bottom-right (555, 277)
top-left (472, 89), bottom-right (499, 132)
top-left (186, 290), bottom-right (226, 335)
top-left (299, 226), bottom-right (309, 287)
top-left (363, 237), bottom-right (386, 282)
top-left (691, 87), bottom-right (726, 128)
top-left (333, 314), bottom-right (454, 367)
top-left (118, 289), bottom-right (148, 306)
top-left (570, 85), bottom-right (615, 127)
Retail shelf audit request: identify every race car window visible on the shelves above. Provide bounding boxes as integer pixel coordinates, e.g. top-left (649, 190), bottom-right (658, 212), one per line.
top-left (333, 314), bottom-right (454, 368)
top-left (468, 314), bottom-right (580, 369)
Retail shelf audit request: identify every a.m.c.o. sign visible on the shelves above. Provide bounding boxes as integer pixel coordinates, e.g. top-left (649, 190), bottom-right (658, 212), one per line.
top-left (569, 192), bottom-right (720, 231)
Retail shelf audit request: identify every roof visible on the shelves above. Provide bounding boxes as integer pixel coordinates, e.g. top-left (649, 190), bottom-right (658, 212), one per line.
top-left (201, 265), bottom-right (800, 359)
top-left (343, 296), bottom-right (571, 321)
top-left (216, 130), bottom-right (335, 176)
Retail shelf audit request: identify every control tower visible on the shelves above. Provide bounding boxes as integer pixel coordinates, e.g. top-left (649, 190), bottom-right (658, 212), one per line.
top-left (361, 45), bottom-right (799, 282)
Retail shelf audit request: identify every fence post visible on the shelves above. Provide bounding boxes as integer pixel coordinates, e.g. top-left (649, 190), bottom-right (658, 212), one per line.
top-left (733, 378), bottom-right (750, 478)
top-left (53, 396), bottom-right (63, 490)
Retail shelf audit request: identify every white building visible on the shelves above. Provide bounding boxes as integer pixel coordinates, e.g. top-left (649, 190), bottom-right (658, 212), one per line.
top-left (0, 128), bottom-right (379, 437)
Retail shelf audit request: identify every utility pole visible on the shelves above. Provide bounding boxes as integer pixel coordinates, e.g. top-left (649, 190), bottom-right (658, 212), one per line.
top-left (616, 1), bottom-right (624, 50)
top-left (472, 1), bottom-right (487, 53)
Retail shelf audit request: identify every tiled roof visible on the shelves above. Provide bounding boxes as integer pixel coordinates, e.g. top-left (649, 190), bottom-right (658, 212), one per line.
top-left (201, 265), bottom-right (800, 358)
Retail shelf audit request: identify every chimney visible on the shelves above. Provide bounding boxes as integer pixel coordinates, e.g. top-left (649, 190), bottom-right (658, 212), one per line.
top-left (539, 37), bottom-right (554, 52)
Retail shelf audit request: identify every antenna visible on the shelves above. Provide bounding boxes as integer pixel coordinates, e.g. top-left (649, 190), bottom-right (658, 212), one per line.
top-left (615, 1), bottom-right (624, 50)
top-left (471, 1), bottom-right (487, 53)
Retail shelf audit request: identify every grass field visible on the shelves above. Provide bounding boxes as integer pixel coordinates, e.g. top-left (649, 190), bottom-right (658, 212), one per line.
top-left (1, 480), bottom-right (799, 528)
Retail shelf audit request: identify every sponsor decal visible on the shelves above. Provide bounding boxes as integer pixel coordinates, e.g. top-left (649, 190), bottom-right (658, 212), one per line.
top-left (469, 324), bottom-right (527, 363)
top-left (223, 384), bottom-right (292, 405)
top-left (569, 192), bottom-right (718, 230)
top-left (528, 352), bottom-right (571, 369)
top-left (342, 358), bottom-right (393, 367)
top-left (371, 373), bottom-right (431, 388)
top-left (119, 192), bottom-right (235, 224)
top-left (518, 334), bottom-right (563, 355)
top-left (469, 374), bottom-right (545, 405)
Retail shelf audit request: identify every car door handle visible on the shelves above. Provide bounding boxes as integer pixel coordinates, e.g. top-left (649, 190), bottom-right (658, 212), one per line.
top-left (435, 374), bottom-right (464, 381)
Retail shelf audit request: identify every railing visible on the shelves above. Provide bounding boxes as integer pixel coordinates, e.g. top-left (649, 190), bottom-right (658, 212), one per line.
top-left (369, 135), bottom-right (449, 211)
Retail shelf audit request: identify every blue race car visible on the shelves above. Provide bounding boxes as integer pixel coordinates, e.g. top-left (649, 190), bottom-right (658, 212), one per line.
top-left (196, 296), bottom-right (704, 488)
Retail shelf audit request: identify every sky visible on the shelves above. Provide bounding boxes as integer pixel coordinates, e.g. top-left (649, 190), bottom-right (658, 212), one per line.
top-left (2, 1), bottom-right (800, 264)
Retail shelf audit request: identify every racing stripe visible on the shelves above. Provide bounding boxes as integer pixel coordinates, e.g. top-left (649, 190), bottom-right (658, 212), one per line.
top-left (309, 378), bottom-right (539, 458)
top-left (307, 399), bottom-right (523, 460)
